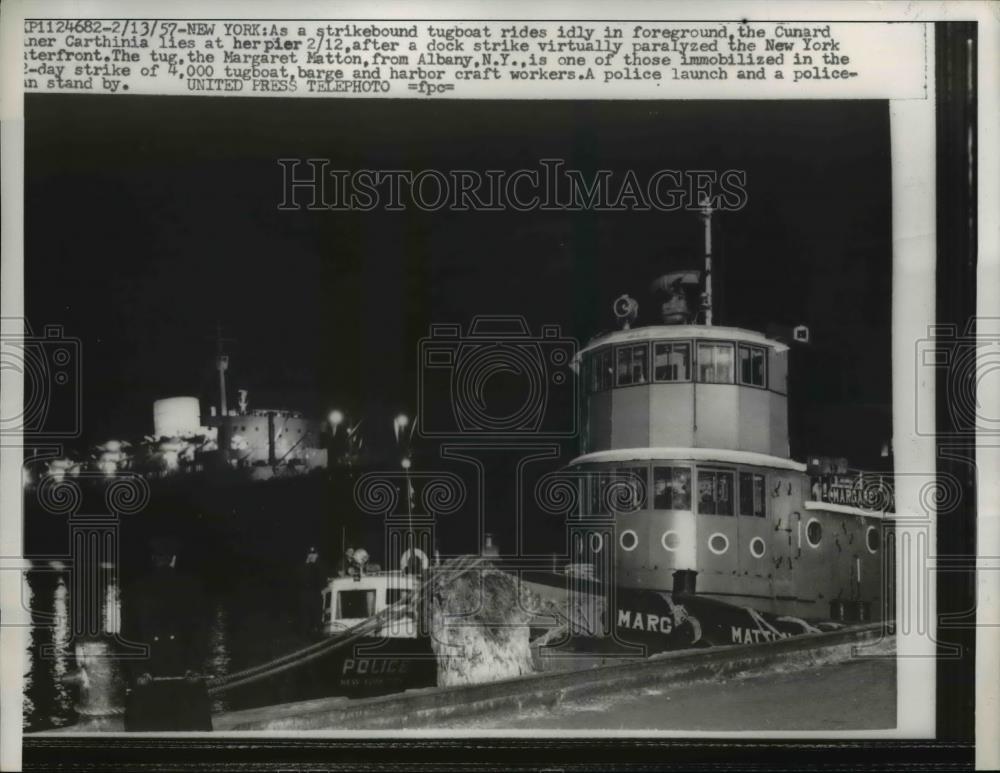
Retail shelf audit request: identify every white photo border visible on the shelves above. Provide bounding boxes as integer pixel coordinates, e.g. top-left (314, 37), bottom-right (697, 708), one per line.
top-left (1, 1), bottom-right (996, 769)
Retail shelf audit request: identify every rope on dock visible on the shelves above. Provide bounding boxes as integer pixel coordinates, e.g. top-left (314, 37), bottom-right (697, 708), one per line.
top-left (206, 555), bottom-right (488, 695)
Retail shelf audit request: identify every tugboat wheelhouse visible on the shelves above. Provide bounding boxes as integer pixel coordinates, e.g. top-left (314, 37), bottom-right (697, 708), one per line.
top-left (565, 266), bottom-right (892, 637)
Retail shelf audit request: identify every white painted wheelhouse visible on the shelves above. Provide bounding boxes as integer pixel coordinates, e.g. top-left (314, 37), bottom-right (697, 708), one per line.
top-left (577, 324), bottom-right (790, 459)
top-left (321, 570), bottom-right (419, 638)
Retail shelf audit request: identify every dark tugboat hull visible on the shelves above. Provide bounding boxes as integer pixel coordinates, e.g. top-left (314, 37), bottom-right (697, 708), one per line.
top-left (214, 635), bottom-right (437, 711)
top-left (612, 588), bottom-right (838, 654)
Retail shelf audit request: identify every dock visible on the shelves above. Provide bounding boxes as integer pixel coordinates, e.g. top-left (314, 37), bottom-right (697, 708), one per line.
top-left (211, 623), bottom-right (893, 732)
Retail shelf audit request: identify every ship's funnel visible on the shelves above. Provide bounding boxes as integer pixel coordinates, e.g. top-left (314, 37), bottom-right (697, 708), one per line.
top-left (649, 271), bottom-right (701, 325)
top-left (153, 396), bottom-right (201, 439)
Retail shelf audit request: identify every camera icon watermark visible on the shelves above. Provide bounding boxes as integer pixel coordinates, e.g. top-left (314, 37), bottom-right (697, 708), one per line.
top-left (0, 320), bottom-right (81, 438)
top-left (914, 317), bottom-right (1000, 437)
top-left (417, 316), bottom-right (577, 438)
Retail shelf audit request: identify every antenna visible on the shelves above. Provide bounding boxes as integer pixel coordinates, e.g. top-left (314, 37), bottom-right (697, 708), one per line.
top-left (700, 196), bottom-right (714, 326)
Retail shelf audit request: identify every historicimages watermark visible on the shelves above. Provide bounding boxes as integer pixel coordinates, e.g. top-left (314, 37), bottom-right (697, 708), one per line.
top-left (277, 158), bottom-right (748, 212)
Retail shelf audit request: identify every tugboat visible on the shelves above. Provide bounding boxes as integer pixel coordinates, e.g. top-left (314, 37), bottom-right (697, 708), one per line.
top-left (565, 206), bottom-right (894, 654)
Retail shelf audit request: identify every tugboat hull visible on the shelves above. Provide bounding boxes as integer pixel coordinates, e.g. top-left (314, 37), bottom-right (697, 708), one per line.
top-left (612, 587), bottom-right (828, 654)
top-left (215, 635), bottom-right (437, 710)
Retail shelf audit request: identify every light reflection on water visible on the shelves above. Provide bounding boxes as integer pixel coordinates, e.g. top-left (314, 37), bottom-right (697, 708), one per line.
top-left (21, 580), bottom-right (34, 726)
top-left (103, 581), bottom-right (121, 635)
top-left (22, 572), bottom-right (76, 732)
top-left (205, 603), bottom-right (231, 714)
top-left (22, 569), bottom-right (259, 733)
top-left (50, 578), bottom-right (72, 713)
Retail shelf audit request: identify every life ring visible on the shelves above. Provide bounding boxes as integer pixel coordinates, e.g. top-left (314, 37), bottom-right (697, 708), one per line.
top-left (400, 548), bottom-right (429, 573)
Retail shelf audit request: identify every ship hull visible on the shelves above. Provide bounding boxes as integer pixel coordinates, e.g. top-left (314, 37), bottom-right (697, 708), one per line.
top-left (216, 635), bottom-right (437, 711)
top-left (611, 587), bottom-right (844, 653)
top-left (503, 568), bottom-right (860, 656)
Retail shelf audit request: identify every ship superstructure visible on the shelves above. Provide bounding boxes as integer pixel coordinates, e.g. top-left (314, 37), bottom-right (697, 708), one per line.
top-left (26, 329), bottom-right (329, 484)
top-left (568, 214), bottom-right (893, 649)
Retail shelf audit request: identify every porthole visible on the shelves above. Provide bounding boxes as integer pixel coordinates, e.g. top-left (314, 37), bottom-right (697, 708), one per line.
top-left (866, 525), bottom-right (880, 554)
top-left (620, 529), bottom-right (639, 552)
top-left (749, 537), bottom-right (766, 558)
top-left (708, 532), bottom-right (729, 555)
top-left (661, 530), bottom-right (680, 552)
top-left (806, 518), bottom-right (823, 548)
top-left (590, 533), bottom-right (604, 554)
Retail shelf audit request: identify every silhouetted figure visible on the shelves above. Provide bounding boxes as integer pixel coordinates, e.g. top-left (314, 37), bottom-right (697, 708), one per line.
top-left (297, 546), bottom-right (329, 636)
top-left (660, 279), bottom-right (690, 324)
top-left (123, 537), bottom-right (212, 731)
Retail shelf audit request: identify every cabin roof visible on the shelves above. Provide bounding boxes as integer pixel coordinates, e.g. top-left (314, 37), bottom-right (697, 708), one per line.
top-left (569, 447), bottom-right (807, 472)
top-left (326, 570), bottom-right (415, 591)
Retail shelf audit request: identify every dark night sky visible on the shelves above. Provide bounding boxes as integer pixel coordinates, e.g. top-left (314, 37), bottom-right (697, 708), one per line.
top-left (25, 96), bottom-right (892, 467)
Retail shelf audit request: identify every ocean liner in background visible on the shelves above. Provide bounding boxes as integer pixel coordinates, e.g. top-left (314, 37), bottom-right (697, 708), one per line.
top-left (20, 327), bottom-right (345, 586)
top-left (25, 323), bottom-right (331, 486)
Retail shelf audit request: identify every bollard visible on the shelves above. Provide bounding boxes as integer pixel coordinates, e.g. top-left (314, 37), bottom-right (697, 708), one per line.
top-left (62, 636), bottom-right (127, 731)
top-left (672, 569), bottom-right (697, 596)
top-left (844, 599), bottom-right (871, 623)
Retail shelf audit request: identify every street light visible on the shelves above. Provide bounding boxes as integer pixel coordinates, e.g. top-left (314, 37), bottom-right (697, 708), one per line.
top-left (328, 409), bottom-right (344, 431)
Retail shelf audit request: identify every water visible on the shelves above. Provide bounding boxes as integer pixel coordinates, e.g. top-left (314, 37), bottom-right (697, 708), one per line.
top-left (22, 572), bottom-right (75, 732)
top-left (21, 565), bottom-right (312, 733)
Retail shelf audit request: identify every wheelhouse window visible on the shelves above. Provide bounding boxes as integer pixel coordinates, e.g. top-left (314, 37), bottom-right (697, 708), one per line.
top-left (616, 344), bottom-right (648, 386)
top-left (653, 342), bottom-right (691, 382)
top-left (652, 466), bottom-right (692, 510)
top-left (589, 472), bottom-right (612, 515)
top-left (739, 472), bottom-right (767, 517)
top-left (614, 466), bottom-right (648, 511)
top-left (589, 348), bottom-right (614, 392)
top-left (738, 344), bottom-right (767, 388)
top-left (697, 469), bottom-right (734, 515)
top-left (697, 342), bottom-right (734, 384)
top-left (337, 589), bottom-right (376, 618)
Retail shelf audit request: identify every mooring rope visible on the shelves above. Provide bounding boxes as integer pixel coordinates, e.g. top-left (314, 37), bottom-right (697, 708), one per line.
top-left (206, 554), bottom-right (487, 695)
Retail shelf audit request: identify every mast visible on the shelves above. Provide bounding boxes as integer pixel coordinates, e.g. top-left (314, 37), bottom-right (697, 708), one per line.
top-left (214, 321), bottom-right (230, 416)
top-left (701, 197), bottom-right (714, 326)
